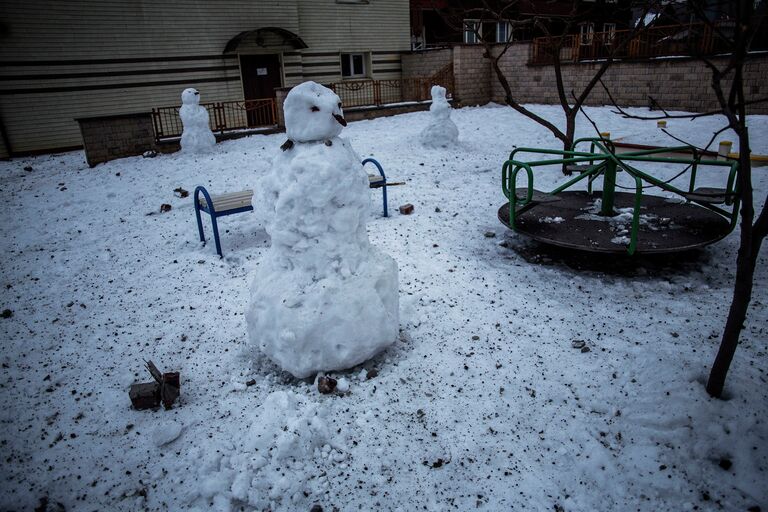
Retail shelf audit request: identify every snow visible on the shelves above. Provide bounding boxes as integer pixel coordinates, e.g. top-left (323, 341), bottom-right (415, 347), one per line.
top-left (420, 85), bottom-right (459, 148)
top-left (284, 81), bottom-right (346, 142)
top-left (248, 81), bottom-right (399, 379)
top-left (1, 103), bottom-right (767, 511)
top-left (179, 88), bottom-right (216, 153)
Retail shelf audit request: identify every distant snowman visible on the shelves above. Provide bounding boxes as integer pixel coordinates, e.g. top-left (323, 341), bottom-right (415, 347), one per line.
top-left (420, 85), bottom-right (459, 148)
top-left (179, 88), bottom-right (215, 153)
top-left (247, 81), bottom-right (399, 379)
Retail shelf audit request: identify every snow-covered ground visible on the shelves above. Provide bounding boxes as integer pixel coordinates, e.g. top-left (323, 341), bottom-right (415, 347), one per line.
top-left (1, 104), bottom-right (766, 512)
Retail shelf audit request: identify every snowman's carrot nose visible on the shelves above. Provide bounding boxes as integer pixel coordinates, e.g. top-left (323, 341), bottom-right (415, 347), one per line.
top-left (333, 113), bottom-right (347, 126)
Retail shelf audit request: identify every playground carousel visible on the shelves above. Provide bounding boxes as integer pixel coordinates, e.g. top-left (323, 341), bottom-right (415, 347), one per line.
top-left (498, 136), bottom-right (740, 255)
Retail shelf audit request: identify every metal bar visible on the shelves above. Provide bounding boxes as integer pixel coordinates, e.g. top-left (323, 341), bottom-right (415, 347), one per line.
top-left (628, 174), bottom-right (643, 255)
top-left (601, 159), bottom-right (618, 215)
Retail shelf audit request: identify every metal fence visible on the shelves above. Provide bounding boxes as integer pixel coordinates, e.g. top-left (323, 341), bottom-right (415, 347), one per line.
top-left (327, 65), bottom-right (454, 108)
top-left (151, 66), bottom-right (454, 142)
top-left (530, 22), bottom-right (736, 65)
top-left (151, 98), bottom-right (276, 141)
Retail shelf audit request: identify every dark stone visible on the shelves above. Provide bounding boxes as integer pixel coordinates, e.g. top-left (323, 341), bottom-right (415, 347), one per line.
top-left (718, 458), bottom-right (732, 470)
top-left (1, 309), bottom-right (12, 318)
top-left (317, 376), bottom-right (337, 394)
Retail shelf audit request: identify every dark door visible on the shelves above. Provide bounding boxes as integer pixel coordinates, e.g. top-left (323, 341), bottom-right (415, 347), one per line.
top-left (240, 54), bottom-right (282, 126)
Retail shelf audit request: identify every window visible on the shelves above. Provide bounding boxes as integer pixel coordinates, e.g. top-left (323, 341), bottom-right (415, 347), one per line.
top-left (497, 21), bottom-right (511, 43)
top-left (579, 23), bottom-right (594, 45)
top-left (603, 23), bottom-right (616, 44)
top-left (464, 20), bottom-right (512, 44)
top-left (463, 20), bottom-right (480, 43)
top-left (341, 53), bottom-right (367, 78)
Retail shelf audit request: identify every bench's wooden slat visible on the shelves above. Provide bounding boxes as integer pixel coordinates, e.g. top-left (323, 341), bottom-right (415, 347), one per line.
top-left (211, 190), bottom-right (254, 201)
top-left (368, 174), bottom-right (385, 183)
top-left (212, 200), bottom-right (252, 210)
top-left (198, 189), bottom-right (254, 212)
top-left (208, 198), bottom-right (252, 210)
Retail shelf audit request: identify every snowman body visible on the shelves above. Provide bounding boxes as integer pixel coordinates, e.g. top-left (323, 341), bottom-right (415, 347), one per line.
top-left (420, 85), bottom-right (459, 148)
top-left (247, 81), bottom-right (399, 378)
top-left (179, 88), bottom-right (216, 153)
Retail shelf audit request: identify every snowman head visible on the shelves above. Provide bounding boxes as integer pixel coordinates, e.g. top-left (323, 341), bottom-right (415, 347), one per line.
top-left (284, 81), bottom-right (347, 142)
top-left (430, 85), bottom-right (447, 103)
top-left (181, 88), bottom-right (201, 105)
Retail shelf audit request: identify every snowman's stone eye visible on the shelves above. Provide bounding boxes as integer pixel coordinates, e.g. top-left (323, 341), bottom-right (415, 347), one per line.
top-left (338, 102), bottom-right (342, 108)
top-left (311, 106), bottom-right (320, 112)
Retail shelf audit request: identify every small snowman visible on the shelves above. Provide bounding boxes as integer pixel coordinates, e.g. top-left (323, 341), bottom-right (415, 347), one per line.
top-left (420, 85), bottom-right (459, 148)
top-left (247, 81), bottom-right (399, 379)
top-left (179, 88), bottom-right (215, 153)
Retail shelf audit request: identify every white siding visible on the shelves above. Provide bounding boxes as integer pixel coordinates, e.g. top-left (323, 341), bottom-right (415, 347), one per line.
top-left (0, 0), bottom-right (411, 153)
top-left (0, 1), bottom-right (300, 60)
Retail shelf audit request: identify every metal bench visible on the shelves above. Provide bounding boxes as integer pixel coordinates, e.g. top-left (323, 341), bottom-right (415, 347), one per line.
top-left (194, 186), bottom-right (254, 257)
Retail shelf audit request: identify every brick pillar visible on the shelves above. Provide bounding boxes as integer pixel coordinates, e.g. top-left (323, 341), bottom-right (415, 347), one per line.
top-left (275, 87), bottom-right (292, 128)
top-left (453, 45), bottom-right (491, 105)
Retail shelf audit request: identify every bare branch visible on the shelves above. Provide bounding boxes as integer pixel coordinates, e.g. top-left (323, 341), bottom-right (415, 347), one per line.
top-left (660, 125), bottom-right (731, 154)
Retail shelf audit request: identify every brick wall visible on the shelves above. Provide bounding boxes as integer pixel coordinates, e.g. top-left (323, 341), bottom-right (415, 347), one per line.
top-left (77, 113), bottom-right (155, 167)
top-left (402, 43), bottom-right (768, 115)
top-left (490, 43), bottom-right (768, 114)
top-left (401, 48), bottom-right (453, 78)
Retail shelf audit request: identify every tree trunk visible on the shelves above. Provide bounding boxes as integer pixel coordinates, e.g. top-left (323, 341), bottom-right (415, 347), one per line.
top-left (706, 129), bottom-right (757, 398)
top-left (705, 244), bottom-right (756, 397)
top-left (561, 113), bottom-right (577, 174)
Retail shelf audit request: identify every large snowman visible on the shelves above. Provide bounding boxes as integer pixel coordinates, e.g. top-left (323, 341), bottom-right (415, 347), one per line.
top-left (420, 85), bottom-right (459, 148)
top-left (179, 87), bottom-right (216, 153)
top-left (247, 81), bottom-right (399, 379)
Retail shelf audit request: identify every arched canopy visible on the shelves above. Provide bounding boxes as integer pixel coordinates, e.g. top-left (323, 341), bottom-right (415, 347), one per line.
top-left (223, 27), bottom-right (308, 53)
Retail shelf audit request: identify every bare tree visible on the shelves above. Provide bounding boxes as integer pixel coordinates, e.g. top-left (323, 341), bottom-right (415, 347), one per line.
top-left (597, 0), bottom-right (767, 397)
top-left (435, 0), bottom-right (658, 168)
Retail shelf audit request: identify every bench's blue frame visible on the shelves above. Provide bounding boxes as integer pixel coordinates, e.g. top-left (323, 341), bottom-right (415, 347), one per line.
top-left (362, 157), bottom-right (389, 217)
top-left (194, 185), bottom-right (254, 258)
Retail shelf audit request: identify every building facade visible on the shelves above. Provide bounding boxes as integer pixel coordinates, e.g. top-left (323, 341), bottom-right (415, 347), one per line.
top-left (0, 0), bottom-right (411, 157)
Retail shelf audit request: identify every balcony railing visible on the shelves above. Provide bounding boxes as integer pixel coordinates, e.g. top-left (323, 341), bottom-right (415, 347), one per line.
top-left (530, 21), bottom-right (737, 65)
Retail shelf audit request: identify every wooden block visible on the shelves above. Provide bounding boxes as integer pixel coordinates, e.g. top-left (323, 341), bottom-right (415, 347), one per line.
top-left (161, 372), bottom-right (181, 410)
top-left (399, 203), bottom-right (414, 215)
top-left (129, 382), bottom-right (161, 410)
